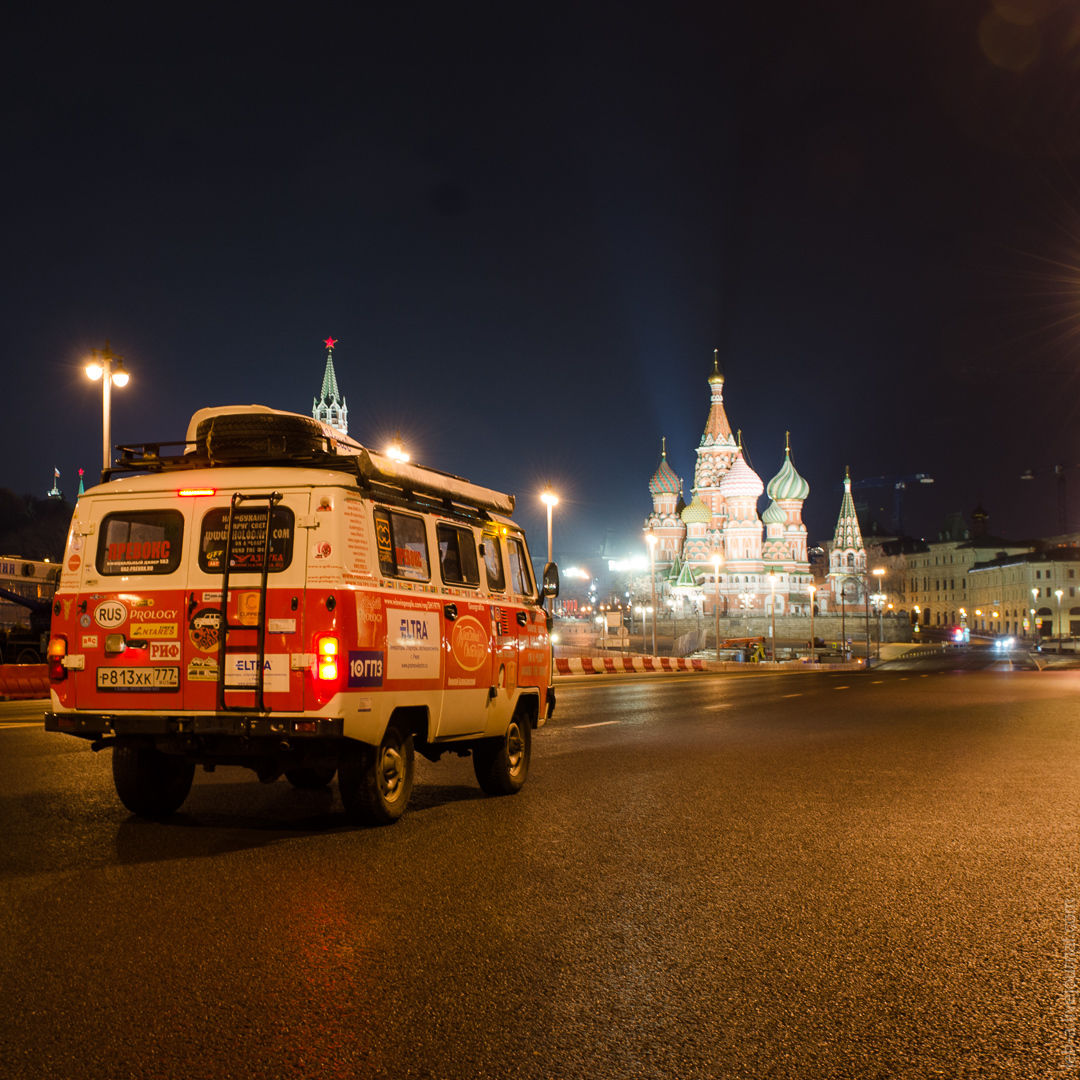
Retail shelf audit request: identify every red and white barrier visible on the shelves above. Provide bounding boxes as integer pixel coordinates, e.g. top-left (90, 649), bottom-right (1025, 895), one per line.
top-left (0, 664), bottom-right (49, 700)
top-left (554, 656), bottom-right (706, 676)
top-left (553, 656), bottom-right (861, 677)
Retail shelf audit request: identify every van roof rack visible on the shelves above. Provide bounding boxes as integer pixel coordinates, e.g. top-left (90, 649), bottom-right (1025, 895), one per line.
top-left (103, 408), bottom-right (515, 516)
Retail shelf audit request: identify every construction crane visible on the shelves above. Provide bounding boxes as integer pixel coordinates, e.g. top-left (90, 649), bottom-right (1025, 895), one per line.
top-left (1019, 463), bottom-right (1080, 534)
top-left (846, 473), bottom-right (934, 536)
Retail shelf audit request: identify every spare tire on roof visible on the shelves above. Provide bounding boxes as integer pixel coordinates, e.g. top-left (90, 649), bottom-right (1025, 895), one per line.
top-left (196, 413), bottom-right (329, 461)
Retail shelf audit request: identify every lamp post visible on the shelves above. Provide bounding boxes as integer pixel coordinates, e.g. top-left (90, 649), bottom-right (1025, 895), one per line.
top-left (712, 552), bottom-right (722, 661)
top-left (840, 579), bottom-right (847, 659)
top-left (646, 534), bottom-right (658, 655)
top-left (1056, 589), bottom-right (1064, 650)
top-left (540, 488), bottom-right (559, 566)
top-left (85, 340), bottom-right (130, 472)
top-left (768, 569), bottom-right (776, 662)
top-left (808, 584), bottom-right (816, 665)
top-left (1032, 587), bottom-right (1040, 641)
top-left (872, 567), bottom-right (885, 660)
top-left (863, 576), bottom-right (871, 666)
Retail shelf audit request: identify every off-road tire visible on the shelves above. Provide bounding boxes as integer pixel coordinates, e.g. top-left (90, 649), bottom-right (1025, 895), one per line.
top-left (112, 746), bottom-right (195, 818)
top-left (473, 714), bottom-right (530, 795)
top-left (338, 722), bottom-right (414, 825)
top-left (196, 413), bottom-right (328, 461)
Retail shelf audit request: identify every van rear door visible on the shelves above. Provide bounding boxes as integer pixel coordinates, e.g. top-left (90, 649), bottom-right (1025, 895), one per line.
top-left (75, 495), bottom-right (192, 712)
top-left (183, 490), bottom-right (309, 713)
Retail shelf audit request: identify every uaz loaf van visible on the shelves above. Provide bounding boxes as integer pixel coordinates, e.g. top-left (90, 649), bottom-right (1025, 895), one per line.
top-left (46, 406), bottom-right (559, 824)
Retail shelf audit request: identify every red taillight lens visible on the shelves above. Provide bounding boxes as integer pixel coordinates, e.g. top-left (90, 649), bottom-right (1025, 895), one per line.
top-left (316, 635), bottom-right (340, 682)
top-left (48, 635), bottom-right (67, 683)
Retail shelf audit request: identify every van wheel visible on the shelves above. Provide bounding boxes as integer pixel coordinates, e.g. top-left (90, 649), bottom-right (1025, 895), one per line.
top-left (112, 747), bottom-right (195, 818)
top-left (473, 715), bottom-right (530, 795)
top-left (285, 764), bottom-right (337, 790)
top-left (338, 722), bottom-right (414, 825)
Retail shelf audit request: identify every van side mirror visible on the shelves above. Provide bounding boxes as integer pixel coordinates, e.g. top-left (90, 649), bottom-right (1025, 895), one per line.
top-left (542, 562), bottom-right (559, 599)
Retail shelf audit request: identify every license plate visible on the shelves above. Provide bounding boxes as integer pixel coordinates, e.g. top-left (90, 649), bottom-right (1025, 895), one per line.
top-left (96, 666), bottom-right (180, 692)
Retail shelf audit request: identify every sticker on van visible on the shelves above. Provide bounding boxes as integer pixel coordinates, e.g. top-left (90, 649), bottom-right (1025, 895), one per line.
top-left (348, 651), bottom-right (384, 687)
top-left (94, 601), bottom-right (127, 629)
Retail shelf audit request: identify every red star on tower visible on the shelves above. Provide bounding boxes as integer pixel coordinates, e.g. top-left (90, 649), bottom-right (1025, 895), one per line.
top-left (324, 336), bottom-right (337, 349)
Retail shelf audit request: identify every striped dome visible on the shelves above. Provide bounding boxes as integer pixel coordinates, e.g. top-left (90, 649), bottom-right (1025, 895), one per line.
top-left (649, 452), bottom-right (681, 496)
top-left (718, 450), bottom-right (764, 500)
top-left (767, 446), bottom-right (809, 502)
top-left (681, 494), bottom-right (711, 524)
top-left (762, 500), bottom-right (786, 525)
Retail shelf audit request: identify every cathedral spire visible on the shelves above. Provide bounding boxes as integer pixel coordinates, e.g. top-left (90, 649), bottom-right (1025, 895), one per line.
top-left (833, 466), bottom-right (864, 551)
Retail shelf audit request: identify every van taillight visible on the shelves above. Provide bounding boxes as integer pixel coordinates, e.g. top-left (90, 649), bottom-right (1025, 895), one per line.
top-left (316, 635), bottom-right (340, 682)
top-left (48, 636), bottom-right (67, 683)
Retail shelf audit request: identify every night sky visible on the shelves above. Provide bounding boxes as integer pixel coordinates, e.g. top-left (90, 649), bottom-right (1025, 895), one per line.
top-left (6, 2), bottom-right (1080, 563)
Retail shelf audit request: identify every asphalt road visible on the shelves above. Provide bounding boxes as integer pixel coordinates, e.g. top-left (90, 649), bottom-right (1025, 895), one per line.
top-left (2, 659), bottom-right (1078, 1079)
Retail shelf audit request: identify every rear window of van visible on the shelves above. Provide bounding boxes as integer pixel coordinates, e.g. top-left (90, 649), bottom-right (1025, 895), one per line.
top-left (199, 506), bottom-right (295, 573)
top-left (97, 511), bottom-right (185, 576)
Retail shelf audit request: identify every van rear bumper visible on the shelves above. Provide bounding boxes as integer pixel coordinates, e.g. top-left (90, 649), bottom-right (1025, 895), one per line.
top-left (44, 711), bottom-right (344, 740)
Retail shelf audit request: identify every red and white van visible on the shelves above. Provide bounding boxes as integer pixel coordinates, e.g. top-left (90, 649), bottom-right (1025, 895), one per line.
top-left (46, 406), bottom-right (558, 824)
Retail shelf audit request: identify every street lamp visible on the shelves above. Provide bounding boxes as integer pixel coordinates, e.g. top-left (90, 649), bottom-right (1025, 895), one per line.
top-left (85, 340), bottom-right (130, 472)
top-left (646, 534), bottom-right (658, 656)
top-left (808, 584), bottom-right (816, 665)
top-left (712, 552), bottom-right (722, 661)
top-left (385, 432), bottom-right (410, 463)
top-left (1032, 587), bottom-right (1040, 641)
top-left (872, 567), bottom-right (885, 660)
top-left (1056, 589), bottom-right (1064, 650)
top-left (768, 569), bottom-right (777, 662)
top-left (540, 488), bottom-right (559, 566)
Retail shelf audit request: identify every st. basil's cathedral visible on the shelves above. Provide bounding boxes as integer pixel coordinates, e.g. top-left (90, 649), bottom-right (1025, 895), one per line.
top-left (645, 355), bottom-right (866, 615)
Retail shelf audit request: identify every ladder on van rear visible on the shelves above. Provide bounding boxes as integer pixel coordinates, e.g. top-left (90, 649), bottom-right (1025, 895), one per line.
top-left (215, 491), bottom-right (282, 713)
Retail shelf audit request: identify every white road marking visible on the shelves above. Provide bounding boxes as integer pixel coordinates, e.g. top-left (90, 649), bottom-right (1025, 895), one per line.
top-left (781, 693), bottom-right (802, 698)
top-left (0, 723), bottom-right (41, 729)
top-left (704, 703), bottom-right (732, 709)
top-left (574, 720), bottom-right (621, 728)
top-left (834, 686), bottom-right (850, 690)
top-left (871, 680), bottom-right (884, 684)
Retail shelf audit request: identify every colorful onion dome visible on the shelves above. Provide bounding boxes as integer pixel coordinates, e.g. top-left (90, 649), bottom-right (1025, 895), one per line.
top-left (681, 493), bottom-right (711, 524)
top-left (648, 440), bottom-right (682, 496)
top-left (718, 449), bottom-right (764, 500)
top-left (767, 436), bottom-right (809, 502)
top-left (762, 500), bottom-right (786, 525)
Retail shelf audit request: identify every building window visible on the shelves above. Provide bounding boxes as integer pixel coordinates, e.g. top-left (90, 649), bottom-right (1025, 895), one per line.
top-left (1037, 571), bottom-right (1041, 579)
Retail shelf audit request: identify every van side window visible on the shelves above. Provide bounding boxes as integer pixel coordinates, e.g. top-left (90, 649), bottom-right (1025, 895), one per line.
top-left (97, 510), bottom-right (185, 575)
top-left (199, 506), bottom-right (295, 573)
top-left (507, 537), bottom-right (533, 596)
top-left (373, 509), bottom-right (430, 581)
top-left (481, 534), bottom-right (505, 591)
top-left (437, 524), bottom-right (480, 587)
